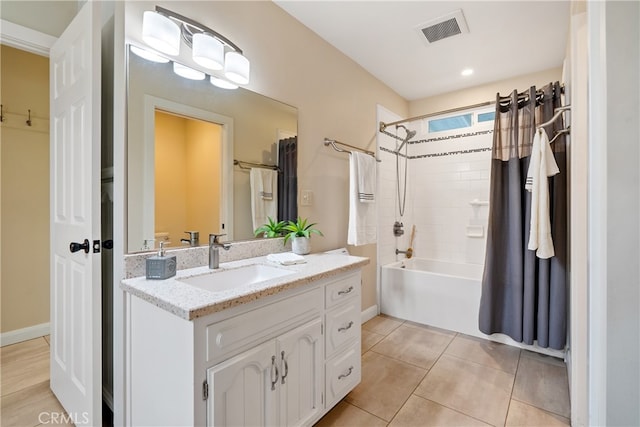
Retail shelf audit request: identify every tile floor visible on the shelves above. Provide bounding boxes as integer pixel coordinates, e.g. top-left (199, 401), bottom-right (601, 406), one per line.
top-left (315, 315), bottom-right (571, 427)
top-left (2, 316), bottom-right (570, 427)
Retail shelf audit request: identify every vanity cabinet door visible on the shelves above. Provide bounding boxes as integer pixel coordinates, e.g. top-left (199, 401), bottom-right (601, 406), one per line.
top-left (276, 318), bottom-right (323, 427)
top-left (207, 340), bottom-right (278, 427)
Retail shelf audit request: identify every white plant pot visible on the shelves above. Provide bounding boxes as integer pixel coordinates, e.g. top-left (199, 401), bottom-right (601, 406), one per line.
top-left (291, 236), bottom-right (311, 255)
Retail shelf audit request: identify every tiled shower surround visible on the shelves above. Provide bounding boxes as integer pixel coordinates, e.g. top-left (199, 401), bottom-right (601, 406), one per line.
top-left (377, 106), bottom-right (493, 268)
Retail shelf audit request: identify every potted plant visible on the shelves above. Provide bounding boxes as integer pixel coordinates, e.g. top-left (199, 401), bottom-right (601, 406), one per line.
top-left (283, 217), bottom-right (323, 255)
top-left (254, 216), bottom-right (287, 238)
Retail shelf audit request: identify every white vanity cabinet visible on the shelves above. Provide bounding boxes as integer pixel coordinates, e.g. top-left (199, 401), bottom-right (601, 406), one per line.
top-left (207, 318), bottom-right (323, 426)
top-left (124, 268), bottom-right (362, 427)
top-left (323, 272), bottom-right (362, 408)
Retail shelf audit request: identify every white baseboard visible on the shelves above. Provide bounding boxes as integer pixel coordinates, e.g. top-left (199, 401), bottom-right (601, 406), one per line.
top-left (361, 304), bottom-right (379, 324)
top-left (1, 322), bottom-right (50, 347)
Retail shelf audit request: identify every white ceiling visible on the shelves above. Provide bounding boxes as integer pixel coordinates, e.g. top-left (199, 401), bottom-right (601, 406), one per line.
top-left (274, 1), bottom-right (570, 101)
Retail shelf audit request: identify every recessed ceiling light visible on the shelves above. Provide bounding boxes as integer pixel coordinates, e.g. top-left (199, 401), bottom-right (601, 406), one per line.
top-left (461, 68), bottom-right (474, 76)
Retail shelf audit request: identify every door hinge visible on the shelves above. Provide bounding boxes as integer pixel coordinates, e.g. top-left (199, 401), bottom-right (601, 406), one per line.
top-left (202, 380), bottom-right (209, 400)
top-left (321, 392), bottom-right (324, 405)
top-left (321, 322), bottom-right (324, 335)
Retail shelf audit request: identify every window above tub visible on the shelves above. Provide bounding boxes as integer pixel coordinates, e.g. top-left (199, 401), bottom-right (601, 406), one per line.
top-left (426, 109), bottom-right (495, 134)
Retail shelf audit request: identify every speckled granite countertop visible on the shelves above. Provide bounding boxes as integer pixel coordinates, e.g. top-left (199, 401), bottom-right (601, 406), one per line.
top-left (120, 252), bottom-right (369, 321)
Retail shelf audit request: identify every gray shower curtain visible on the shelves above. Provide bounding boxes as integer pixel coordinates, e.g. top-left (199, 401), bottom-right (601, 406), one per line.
top-left (277, 136), bottom-right (298, 222)
top-left (479, 82), bottom-right (567, 350)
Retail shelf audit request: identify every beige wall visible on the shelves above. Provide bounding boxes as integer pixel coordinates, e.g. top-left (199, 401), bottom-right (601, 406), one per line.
top-left (0, 45), bottom-right (50, 333)
top-left (125, 1), bottom-right (409, 311)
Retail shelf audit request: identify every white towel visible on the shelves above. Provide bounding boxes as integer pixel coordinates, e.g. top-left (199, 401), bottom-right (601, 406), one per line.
top-left (348, 153), bottom-right (377, 246)
top-left (250, 168), bottom-right (278, 230)
top-left (525, 129), bottom-right (560, 259)
top-left (354, 152), bottom-right (376, 203)
top-left (266, 252), bottom-right (306, 265)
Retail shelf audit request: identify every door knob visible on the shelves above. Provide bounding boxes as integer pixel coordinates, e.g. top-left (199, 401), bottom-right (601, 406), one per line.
top-left (69, 239), bottom-right (90, 254)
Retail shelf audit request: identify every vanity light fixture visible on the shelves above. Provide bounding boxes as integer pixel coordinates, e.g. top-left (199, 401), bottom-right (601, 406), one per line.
top-left (142, 10), bottom-right (181, 56)
top-left (193, 33), bottom-right (224, 70)
top-left (210, 76), bottom-right (238, 90)
top-left (130, 45), bottom-right (170, 63)
top-left (140, 6), bottom-right (250, 87)
top-left (173, 62), bottom-right (206, 80)
top-left (224, 51), bottom-right (250, 85)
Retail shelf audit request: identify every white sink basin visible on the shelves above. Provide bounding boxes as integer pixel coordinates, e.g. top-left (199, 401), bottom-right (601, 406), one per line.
top-left (179, 264), bottom-right (295, 293)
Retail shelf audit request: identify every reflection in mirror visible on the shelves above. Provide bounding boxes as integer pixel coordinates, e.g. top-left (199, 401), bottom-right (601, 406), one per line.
top-left (154, 110), bottom-right (222, 248)
top-left (127, 45), bottom-right (298, 253)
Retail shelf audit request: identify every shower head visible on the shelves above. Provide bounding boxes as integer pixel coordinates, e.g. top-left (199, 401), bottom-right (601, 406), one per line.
top-left (395, 124), bottom-right (416, 153)
top-left (397, 124), bottom-right (417, 141)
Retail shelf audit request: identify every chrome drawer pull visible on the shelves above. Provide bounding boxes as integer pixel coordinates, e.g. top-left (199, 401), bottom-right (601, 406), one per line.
top-left (338, 321), bottom-right (354, 332)
top-left (270, 355), bottom-right (279, 391)
top-left (337, 286), bottom-right (354, 296)
top-left (338, 366), bottom-right (354, 380)
top-left (281, 351), bottom-right (288, 385)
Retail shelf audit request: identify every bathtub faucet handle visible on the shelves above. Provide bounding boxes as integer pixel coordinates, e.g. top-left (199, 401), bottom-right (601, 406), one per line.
top-left (395, 248), bottom-right (413, 259)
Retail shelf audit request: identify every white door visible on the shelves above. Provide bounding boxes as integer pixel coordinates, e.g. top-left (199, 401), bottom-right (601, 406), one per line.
top-left (207, 340), bottom-right (278, 426)
top-left (49, 2), bottom-right (102, 425)
top-left (277, 318), bottom-right (323, 427)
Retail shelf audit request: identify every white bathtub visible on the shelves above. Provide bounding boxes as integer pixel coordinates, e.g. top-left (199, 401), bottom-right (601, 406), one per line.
top-left (380, 258), bottom-right (484, 338)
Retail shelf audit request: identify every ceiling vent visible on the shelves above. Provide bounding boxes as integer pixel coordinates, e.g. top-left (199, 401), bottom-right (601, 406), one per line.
top-left (416, 9), bottom-right (469, 44)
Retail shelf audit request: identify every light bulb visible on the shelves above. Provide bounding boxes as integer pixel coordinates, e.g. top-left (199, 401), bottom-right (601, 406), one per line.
top-left (173, 62), bottom-right (205, 80)
top-left (192, 33), bottom-right (225, 71)
top-left (224, 51), bottom-right (250, 85)
top-left (142, 11), bottom-right (180, 56)
top-left (210, 76), bottom-right (238, 89)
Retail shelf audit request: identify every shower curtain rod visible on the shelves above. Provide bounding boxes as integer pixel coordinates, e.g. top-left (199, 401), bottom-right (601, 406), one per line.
top-left (380, 101), bottom-right (494, 132)
top-left (380, 85), bottom-right (565, 132)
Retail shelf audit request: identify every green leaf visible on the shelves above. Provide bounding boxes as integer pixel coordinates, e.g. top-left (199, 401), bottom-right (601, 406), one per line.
top-left (281, 217), bottom-right (322, 245)
top-left (254, 216), bottom-right (287, 238)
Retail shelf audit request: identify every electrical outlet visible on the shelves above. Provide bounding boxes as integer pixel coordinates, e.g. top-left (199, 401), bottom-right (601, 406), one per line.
top-left (301, 190), bottom-right (313, 206)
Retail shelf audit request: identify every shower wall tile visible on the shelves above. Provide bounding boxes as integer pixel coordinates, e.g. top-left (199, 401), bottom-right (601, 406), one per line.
top-left (377, 132), bottom-right (492, 267)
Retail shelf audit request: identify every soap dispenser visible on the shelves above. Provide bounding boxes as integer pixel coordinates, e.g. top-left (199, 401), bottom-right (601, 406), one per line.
top-left (146, 242), bottom-right (176, 280)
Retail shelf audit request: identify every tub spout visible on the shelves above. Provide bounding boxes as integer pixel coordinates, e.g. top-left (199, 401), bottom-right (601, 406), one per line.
top-left (395, 248), bottom-right (413, 258)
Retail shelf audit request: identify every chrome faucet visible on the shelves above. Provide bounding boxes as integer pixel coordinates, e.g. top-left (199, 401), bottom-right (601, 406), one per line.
top-left (181, 231), bottom-right (199, 246)
top-left (395, 248), bottom-right (413, 259)
top-left (209, 233), bottom-right (231, 269)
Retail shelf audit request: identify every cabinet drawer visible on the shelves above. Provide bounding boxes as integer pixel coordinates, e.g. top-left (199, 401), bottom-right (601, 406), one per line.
top-left (325, 301), bottom-right (360, 357)
top-left (325, 273), bottom-right (360, 309)
top-left (205, 288), bottom-right (322, 364)
top-left (325, 342), bottom-right (361, 409)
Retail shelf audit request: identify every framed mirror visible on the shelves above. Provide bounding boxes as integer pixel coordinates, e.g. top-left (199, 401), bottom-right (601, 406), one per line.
top-left (126, 45), bottom-right (298, 253)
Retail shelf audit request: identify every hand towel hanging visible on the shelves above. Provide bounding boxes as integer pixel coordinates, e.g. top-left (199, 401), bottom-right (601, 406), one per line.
top-left (525, 129), bottom-right (559, 258)
top-left (355, 151), bottom-right (376, 203)
top-left (250, 168), bottom-right (278, 230)
top-left (348, 152), bottom-right (377, 246)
